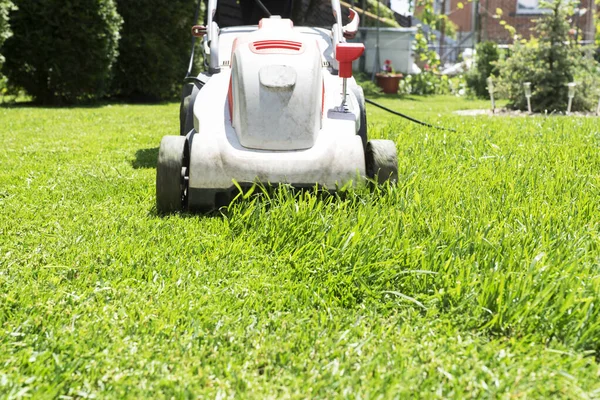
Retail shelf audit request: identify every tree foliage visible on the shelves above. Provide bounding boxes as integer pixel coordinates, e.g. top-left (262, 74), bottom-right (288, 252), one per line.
top-left (0, 0), bottom-right (15, 66)
top-left (465, 41), bottom-right (500, 98)
top-left (111, 0), bottom-right (202, 101)
top-left (497, 0), bottom-right (600, 112)
top-left (1, 0), bottom-right (122, 104)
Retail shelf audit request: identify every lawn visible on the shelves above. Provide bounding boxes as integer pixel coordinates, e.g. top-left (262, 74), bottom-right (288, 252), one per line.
top-left (1, 95), bottom-right (600, 398)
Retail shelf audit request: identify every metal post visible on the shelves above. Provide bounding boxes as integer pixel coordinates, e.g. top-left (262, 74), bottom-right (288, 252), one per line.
top-left (371, 0), bottom-right (381, 81)
top-left (359, 0), bottom-right (367, 72)
top-left (575, 9), bottom-right (580, 43)
top-left (588, 0), bottom-right (596, 43)
top-left (474, 0), bottom-right (481, 44)
top-left (440, 0), bottom-right (447, 61)
top-left (483, 0), bottom-right (489, 41)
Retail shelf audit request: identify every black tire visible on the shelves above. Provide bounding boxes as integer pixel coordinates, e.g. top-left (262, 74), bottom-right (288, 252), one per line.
top-left (179, 83), bottom-right (194, 136)
top-left (156, 136), bottom-right (189, 214)
top-left (351, 85), bottom-right (368, 149)
top-left (365, 140), bottom-right (398, 185)
top-left (358, 108), bottom-right (368, 149)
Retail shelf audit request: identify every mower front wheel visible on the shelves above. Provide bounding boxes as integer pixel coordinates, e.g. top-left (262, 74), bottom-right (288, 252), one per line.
top-left (365, 140), bottom-right (398, 185)
top-left (156, 136), bottom-right (189, 214)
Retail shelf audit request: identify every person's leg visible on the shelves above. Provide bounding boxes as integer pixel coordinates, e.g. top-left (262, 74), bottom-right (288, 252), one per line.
top-left (240, 0), bottom-right (293, 24)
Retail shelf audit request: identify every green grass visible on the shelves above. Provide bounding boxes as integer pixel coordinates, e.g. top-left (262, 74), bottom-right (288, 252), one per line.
top-left (1, 96), bottom-right (600, 398)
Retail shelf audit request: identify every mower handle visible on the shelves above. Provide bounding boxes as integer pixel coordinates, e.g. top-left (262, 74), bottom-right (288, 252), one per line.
top-left (342, 9), bottom-right (360, 39)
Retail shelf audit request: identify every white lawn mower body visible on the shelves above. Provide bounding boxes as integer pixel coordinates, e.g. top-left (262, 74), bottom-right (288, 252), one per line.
top-left (156, 0), bottom-right (398, 212)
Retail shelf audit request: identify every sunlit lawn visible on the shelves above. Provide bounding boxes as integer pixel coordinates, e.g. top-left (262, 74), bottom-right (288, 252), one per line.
top-left (1, 95), bottom-right (599, 398)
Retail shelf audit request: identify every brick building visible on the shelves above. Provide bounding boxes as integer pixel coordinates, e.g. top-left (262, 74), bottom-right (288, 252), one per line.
top-left (444, 0), bottom-right (597, 44)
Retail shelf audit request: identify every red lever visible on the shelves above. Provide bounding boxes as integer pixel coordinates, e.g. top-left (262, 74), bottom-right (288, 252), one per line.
top-left (192, 25), bottom-right (207, 37)
top-left (335, 43), bottom-right (365, 78)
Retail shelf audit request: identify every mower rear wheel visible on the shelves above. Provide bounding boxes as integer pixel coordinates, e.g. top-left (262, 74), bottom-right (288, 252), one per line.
top-left (365, 140), bottom-right (398, 185)
top-left (352, 85), bottom-right (368, 149)
top-left (179, 83), bottom-right (194, 135)
top-left (156, 136), bottom-right (189, 214)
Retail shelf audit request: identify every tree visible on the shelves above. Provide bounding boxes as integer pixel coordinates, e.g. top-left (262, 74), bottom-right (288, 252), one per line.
top-left (466, 41), bottom-right (500, 98)
top-left (497, 0), bottom-right (600, 112)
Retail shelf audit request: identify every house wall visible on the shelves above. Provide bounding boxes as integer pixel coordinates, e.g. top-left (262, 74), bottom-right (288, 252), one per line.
top-left (444, 0), bottom-right (597, 44)
top-left (479, 0), bottom-right (538, 43)
top-left (448, 0), bottom-right (473, 32)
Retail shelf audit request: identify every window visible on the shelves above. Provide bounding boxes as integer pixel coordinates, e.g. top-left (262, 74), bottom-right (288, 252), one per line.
top-left (516, 0), bottom-right (551, 15)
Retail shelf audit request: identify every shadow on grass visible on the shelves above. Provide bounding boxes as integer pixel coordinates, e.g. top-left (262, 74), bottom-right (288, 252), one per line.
top-left (150, 207), bottom-right (226, 220)
top-left (132, 148), bottom-right (158, 169)
top-left (0, 96), bottom-right (178, 109)
top-left (365, 94), bottom-right (424, 102)
top-left (151, 185), bottom-right (371, 219)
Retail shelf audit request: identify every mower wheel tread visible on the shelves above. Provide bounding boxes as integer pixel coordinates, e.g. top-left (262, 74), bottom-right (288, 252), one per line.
top-left (156, 136), bottom-right (189, 214)
top-left (365, 139), bottom-right (398, 185)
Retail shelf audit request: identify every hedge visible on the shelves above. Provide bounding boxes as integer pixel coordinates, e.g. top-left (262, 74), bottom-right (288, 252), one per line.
top-left (2, 0), bottom-right (122, 104)
top-left (111, 0), bottom-right (201, 101)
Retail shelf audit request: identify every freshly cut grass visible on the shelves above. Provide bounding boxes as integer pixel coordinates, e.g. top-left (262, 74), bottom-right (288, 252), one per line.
top-left (1, 96), bottom-right (600, 398)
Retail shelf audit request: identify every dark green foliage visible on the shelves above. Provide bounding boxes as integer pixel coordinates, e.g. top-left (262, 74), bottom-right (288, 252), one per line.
top-left (1, 0), bottom-right (121, 104)
top-left (0, 0), bottom-right (15, 67)
top-left (111, 0), bottom-right (201, 101)
top-left (497, 0), bottom-right (600, 112)
top-left (465, 41), bottom-right (499, 98)
top-left (355, 72), bottom-right (383, 96)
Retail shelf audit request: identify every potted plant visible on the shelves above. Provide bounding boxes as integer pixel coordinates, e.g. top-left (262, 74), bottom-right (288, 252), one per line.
top-left (375, 60), bottom-right (403, 94)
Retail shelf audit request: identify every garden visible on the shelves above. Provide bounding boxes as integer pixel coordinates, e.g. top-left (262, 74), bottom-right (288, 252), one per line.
top-left (1, 0), bottom-right (600, 398)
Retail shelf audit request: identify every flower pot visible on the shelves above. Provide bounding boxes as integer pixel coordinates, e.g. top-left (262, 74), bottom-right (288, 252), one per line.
top-left (376, 73), bottom-right (403, 94)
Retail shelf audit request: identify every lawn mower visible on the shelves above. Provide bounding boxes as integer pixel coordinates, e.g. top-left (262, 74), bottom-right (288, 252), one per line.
top-left (156, 0), bottom-right (398, 213)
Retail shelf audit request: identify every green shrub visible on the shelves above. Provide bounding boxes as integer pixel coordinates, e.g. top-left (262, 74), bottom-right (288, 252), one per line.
top-left (465, 41), bottom-right (500, 98)
top-left (399, 73), bottom-right (463, 96)
top-left (111, 0), bottom-right (202, 101)
top-left (1, 0), bottom-right (122, 104)
top-left (355, 72), bottom-right (383, 96)
top-left (497, 0), bottom-right (600, 112)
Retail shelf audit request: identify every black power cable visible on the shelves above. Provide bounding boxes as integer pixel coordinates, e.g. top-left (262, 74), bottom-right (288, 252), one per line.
top-left (365, 98), bottom-right (456, 132)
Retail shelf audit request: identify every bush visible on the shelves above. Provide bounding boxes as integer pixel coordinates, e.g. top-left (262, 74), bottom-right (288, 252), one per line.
top-left (355, 73), bottom-right (383, 96)
top-left (465, 41), bottom-right (500, 98)
top-left (497, 0), bottom-right (600, 112)
top-left (111, 0), bottom-right (202, 101)
top-left (0, 0), bottom-right (15, 67)
top-left (1, 0), bottom-right (121, 104)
